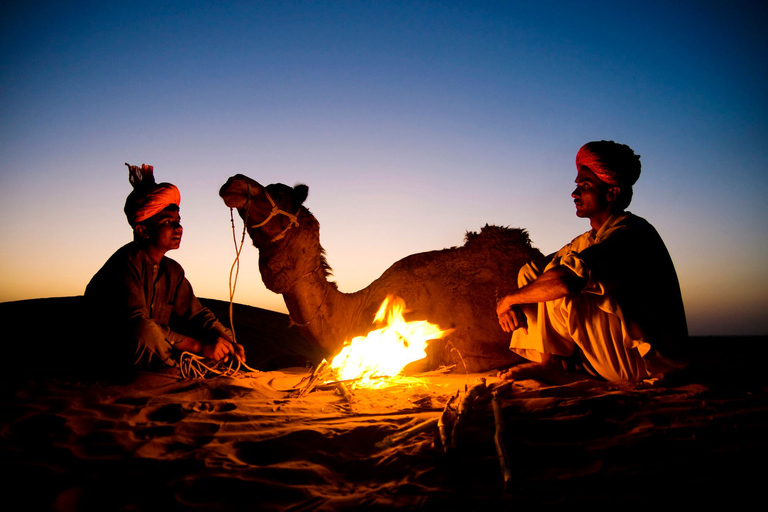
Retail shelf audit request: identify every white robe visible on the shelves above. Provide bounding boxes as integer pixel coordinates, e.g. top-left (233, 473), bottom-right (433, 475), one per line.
top-left (510, 212), bottom-right (688, 382)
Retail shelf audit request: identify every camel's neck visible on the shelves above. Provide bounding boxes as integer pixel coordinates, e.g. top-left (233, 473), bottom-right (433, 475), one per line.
top-left (282, 273), bottom-right (354, 353)
top-left (255, 210), bottom-right (372, 355)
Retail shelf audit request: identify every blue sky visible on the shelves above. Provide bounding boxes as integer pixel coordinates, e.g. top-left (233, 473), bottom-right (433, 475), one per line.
top-left (1, 0), bottom-right (767, 335)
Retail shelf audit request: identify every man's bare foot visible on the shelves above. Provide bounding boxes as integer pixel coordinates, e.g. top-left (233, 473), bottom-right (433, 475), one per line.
top-left (497, 362), bottom-right (549, 381)
top-left (497, 361), bottom-right (594, 385)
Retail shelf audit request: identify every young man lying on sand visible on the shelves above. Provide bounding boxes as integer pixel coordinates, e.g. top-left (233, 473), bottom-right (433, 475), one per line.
top-left (496, 141), bottom-right (688, 383)
top-left (85, 164), bottom-right (245, 369)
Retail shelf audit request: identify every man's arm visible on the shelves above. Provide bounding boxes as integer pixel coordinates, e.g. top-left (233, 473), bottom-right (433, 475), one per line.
top-left (496, 265), bottom-right (587, 333)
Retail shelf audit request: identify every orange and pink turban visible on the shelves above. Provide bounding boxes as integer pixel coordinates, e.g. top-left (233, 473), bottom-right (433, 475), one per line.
top-left (123, 164), bottom-right (181, 227)
top-left (575, 141), bottom-right (641, 187)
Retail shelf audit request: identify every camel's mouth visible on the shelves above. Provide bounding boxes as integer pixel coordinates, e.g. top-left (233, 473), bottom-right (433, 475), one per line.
top-left (219, 175), bottom-right (260, 209)
top-left (220, 190), bottom-right (247, 209)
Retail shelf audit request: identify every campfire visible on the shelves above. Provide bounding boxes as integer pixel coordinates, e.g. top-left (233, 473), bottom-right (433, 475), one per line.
top-left (328, 295), bottom-right (452, 387)
top-left (285, 296), bottom-right (513, 489)
top-left (296, 295), bottom-right (452, 395)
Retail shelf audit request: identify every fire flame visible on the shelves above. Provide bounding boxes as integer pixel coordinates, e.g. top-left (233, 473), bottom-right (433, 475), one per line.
top-left (328, 295), bottom-right (451, 387)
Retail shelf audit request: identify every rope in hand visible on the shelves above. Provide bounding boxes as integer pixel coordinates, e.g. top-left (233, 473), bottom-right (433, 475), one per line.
top-left (178, 351), bottom-right (251, 379)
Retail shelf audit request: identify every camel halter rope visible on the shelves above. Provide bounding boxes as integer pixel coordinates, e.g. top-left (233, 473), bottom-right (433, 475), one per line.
top-left (179, 182), bottom-right (321, 378)
top-left (246, 185), bottom-right (300, 243)
top-left (178, 207), bottom-right (257, 379)
top-left (178, 205), bottom-right (259, 379)
top-left (180, 184), bottom-right (300, 378)
top-left (228, 181), bottom-right (303, 330)
top-left (237, 182), bottom-right (328, 327)
top-left (177, 205), bottom-right (259, 379)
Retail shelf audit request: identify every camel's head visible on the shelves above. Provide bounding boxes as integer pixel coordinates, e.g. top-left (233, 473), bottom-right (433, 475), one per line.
top-left (219, 174), bottom-right (309, 246)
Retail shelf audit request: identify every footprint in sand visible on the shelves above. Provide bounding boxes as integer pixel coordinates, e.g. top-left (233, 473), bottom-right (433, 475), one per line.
top-left (133, 425), bottom-right (176, 440)
top-left (146, 402), bottom-right (237, 423)
top-left (183, 401), bottom-right (238, 413)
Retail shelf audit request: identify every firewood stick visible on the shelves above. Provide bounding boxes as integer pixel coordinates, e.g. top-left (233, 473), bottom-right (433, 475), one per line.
top-left (492, 391), bottom-right (513, 490)
top-left (315, 374), bottom-right (392, 390)
top-left (376, 417), bottom-right (440, 449)
top-left (314, 377), bottom-right (363, 390)
top-left (413, 364), bottom-right (456, 377)
top-left (451, 377), bottom-right (487, 448)
top-left (438, 394), bottom-right (457, 453)
top-left (297, 359), bottom-right (330, 397)
top-left (336, 381), bottom-right (354, 403)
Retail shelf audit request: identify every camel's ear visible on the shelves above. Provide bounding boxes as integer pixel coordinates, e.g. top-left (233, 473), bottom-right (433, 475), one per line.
top-left (293, 184), bottom-right (309, 206)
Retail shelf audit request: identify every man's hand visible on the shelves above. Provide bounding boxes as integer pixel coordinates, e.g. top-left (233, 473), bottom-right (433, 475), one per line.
top-left (202, 336), bottom-right (246, 363)
top-left (495, 265), bottom-right (583, 335)
top-left (496, 303), bottom-right (528, 334)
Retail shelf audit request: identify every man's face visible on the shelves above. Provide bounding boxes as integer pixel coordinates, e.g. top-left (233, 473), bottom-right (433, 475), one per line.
top-left (141, 208), bottom-right (183, 252)
top-left (572, 166), bottom-right (611, 219)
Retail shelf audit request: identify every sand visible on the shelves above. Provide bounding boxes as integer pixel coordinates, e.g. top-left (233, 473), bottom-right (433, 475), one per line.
top-left (1, 297), bottom-right (766, 510)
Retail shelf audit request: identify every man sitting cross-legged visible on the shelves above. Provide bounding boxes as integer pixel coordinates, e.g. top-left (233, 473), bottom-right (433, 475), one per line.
top-left (496, 141), bottom-right (688, 383)
top-left (85, 163), bottom-right (245, 370)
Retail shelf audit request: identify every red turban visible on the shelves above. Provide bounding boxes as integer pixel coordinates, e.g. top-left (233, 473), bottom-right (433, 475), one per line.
top-left (575, 141), bottom-right (641, 187)
top-left (123, 164), bottom-right (181, 227)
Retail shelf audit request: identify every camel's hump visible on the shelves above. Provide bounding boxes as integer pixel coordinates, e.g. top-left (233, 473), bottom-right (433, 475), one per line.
top-left (462, 224), bottom-right (536, 252)
top-left (379, 224), bottom-right (542, 278)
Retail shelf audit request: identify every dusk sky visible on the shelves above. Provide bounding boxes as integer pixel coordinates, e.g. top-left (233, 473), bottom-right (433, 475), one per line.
top-left (1, 1), bottom-right (766, 336)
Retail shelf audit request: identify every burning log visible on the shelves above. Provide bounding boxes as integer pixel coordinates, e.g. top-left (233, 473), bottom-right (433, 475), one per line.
top-left (450, 377), bottom-right (487, 448)
top-left (335, 381), bottom-right (355, 403)
top-left (492, 391), bottom-right (513, 490)
top-left (376, 416), bottom-right (440, 450)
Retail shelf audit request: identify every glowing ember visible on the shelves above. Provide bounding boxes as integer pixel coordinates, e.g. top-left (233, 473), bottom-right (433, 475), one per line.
top-left (328, 295), bottom-right (451, 387)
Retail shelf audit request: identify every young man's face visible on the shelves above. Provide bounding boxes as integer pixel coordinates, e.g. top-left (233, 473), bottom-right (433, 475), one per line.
top-left (572, 166), bottom-right (611, 219)
top-left (140, 208), bottom-right (183, 253)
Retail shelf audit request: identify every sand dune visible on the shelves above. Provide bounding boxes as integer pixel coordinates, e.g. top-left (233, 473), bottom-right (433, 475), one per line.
top-left (1, 297), bottom-right (766, 510)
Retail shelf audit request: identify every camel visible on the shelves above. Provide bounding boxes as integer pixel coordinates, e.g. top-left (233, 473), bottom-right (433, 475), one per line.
top-left (219, 175), bottom-right (544, 373)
